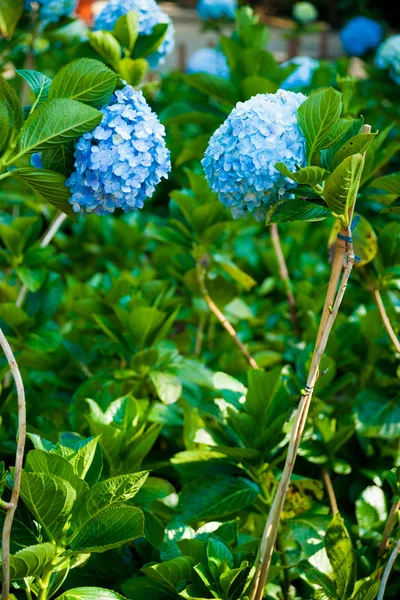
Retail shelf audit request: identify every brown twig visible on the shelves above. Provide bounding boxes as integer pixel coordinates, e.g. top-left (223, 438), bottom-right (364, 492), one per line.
top-left (270, 223), bottom-right (300, 336)
top-left (377, 537), bottom-right (400, 600)
top-left (321, 468), bottom-right (339, 515)
top-left (0, 329), bottom-right (26, 600)
top-left (379, 499), bottom-right (400, 557)
top-left (370, 285), bottom-right (400, 355)
top-left (196, 261), bottom-right (259, 370)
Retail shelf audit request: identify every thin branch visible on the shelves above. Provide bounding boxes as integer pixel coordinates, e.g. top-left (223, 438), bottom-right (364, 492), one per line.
top-left (379, 499), bottom-right (400, 557)
top-left (196, 261), bottom-right (259, 370)
top-left (371, 285), bottom-right (400, 355)
top-left (270, 223), bottom-right (300, 336)
top-left (377, 537), bottom-right (400, 600)
top-left (194, 313), bottom-right (207, 356)
top-left (16, 212), bottom-right (68, 308)
top-left (321, 468), bottom-right (339, 515)
top-left (1, 329), bottom-right (26, 600)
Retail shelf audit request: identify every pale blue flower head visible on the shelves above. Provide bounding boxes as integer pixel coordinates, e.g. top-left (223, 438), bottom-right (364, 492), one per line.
top-left (340, 16), bottom-right (383, 56)
top-left (66, 85), bottom-right (171, 215)
top-left (281, 56), bottom-right (319, 89)
top-left (186, 48), bottom-right (230, 79)
top-left (202, 90), bottom-right (307, 220)
top-left (24, 0), bottom-right (77, 24)
top-left (375, 35), bottom-right (400, 84)
top-left (94, 0), bottom-right (175, 68)
top-left (197, 0), bottom-right (237, 21)
top-left (292, 2), bottom-right (318, 24)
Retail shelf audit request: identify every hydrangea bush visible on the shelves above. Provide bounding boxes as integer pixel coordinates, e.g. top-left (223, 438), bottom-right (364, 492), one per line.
top-left (281, 55), bottom-right (319, 89)
top-left (202, 90), bottom-right (307, 219)
top-left (340, 16), bottom-right (383, 56)
top-left (24, 0), bottom-right (77, 24)
top-left (197, 0), bottom-right (237, 21)
top-left (292, 1), bottom-right (318, 24)
top-left (375, 34), bottom-right (400, 84)
top-left (186, 47), bottom-right (230, 78)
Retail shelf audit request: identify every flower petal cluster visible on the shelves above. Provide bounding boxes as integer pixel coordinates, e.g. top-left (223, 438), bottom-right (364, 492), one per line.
top-left (66, 85), bottom-right (171, 215)
top-left (24, 0), bottom-right (77, 24)
top-left (202, 90), bottom-right (307, 220)
top-left (94, 0), bottom-right (175, 68)
top-left (197, 0), bottom-right (237, 21)
top-left (281, 56), bottom-right (319, 90)
top-left (292, 2), bottom-right (318, 24)
top-left (340, 16), bottom-right (383, 56)
top-left (186, 48), bottom-right (230, 79)
top-left (375, 35), bottom-right (400, 84)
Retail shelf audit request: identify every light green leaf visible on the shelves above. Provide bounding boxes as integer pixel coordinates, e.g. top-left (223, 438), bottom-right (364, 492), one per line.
top-left (150, 371), bottom-right (182, 405)
top-left (370, 172), bottom-right (400, 196)
top-left (88, 31), bottom-right (122, 69)
top-left (127, 306), bottom-right (167, 350)
top-left (113, 10), bottom-right (139, 53)
top-left (303, 568), bottom-right (338, 598)
top-left (1, 543), bottom-right (56, 581)
top-left (324, 514), bottom-right (356, 600)
top-left (207, 537), bottom-right (233, 581)
top-left (125, 423), bottom-right (162, 471)
top-left (19, 99), bottom-right (102, 153)
top-left (118, 57), bottom-right (148, 87)
top-left (17, 69), bottom-right (52, 103)
top-left (71, 471), bottom-right (149, 529)
top-left (239, 75), bottom-right (278, 99)
top-left (55, 588), bottom-right (127, 600)
top-left (266, 198), bottom-right (332, 224)
top-left (67, 437), bottom-right (99, 480)
top-left (0, 0), bottom-right (23, 37)
top-left (323, 154), bottom-right (364, 222)
top-left (69, 505), bottom-right (144, 553)
top-left (0, 73), bottom-right (23, 130)
top-left (25, 449), bottom-right (88, 496)
top-left (0, 100), bottom-right (10, 153)
top-left (332, 133), bottom-right (377, 170)
top-left (356, 486), bottom-right (387, 534)
top-left (352, 580), bottom-right (380, 600)
top-left (142, 556), bottom-right (195, 590)
top-left (297, 88), bottom-right (342, 160)
top-left (49, 59), bottom-right (117, 108)
top-left (275, 163), bottom-right (329, 185)
top-left (184, 73), bottom-right (237, 105)
top-left (19, 471), bottom-right (77, 538)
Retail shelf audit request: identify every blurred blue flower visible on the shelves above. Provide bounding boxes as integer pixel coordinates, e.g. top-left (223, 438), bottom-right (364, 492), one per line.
top-left (375, 35), bottom-right (400, 84)
top-left (66, 85), bottom-right (171, 215)
top-left (281, 56), bottom-right (319, 89)
top-left (94, 0), bottom-right (175, 68)
top-left (292, 2), bottom-right (318, 24)
top-left (202, 90), bottom-right (307, 220)
top-left (197, 0), bottom-right (237, 21)
top-left (31, 153), bottom-right (43, 169)
top-left (186, 48), bottom-right (230, 79)
top-left (340, 16), bottom-right (383, 56)
top-left (24, 0), bottom-right (77, 24)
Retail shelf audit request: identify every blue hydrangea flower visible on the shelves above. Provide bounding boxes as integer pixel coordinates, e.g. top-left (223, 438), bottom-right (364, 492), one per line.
top-left (375, 35), bottom-right (400, 84)
top-left (202, 90), bottom-right (307, 220)
top-left (24, 0), bottom-right (77, 24)
top-left (292, 2), bottom-right (318, 24)
top-left (186, 48), bottom-right (230, 79)
top-left (340, 16), bottom-right (383, 56)
top-left (197, 0), bottom-right (237, 21)
top-left (281, 56), bottom-right (319, 90)
top-left (65, 85), bottom-right (171, 215)
top-left (31, 153), bottom-right (43, 169)
top-left (94, 0), bottom-right (175, 68)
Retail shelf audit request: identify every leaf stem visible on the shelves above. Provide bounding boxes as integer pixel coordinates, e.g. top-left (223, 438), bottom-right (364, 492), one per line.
top-left (379, 499), bottom-right (400, 557)
top-left (321, 468), bottom-right (339, 515)
top-left (0, 330), bottom-right (26, 600)
top-left (37, 568), bottom-right (52, 600)
top-left (363, 270), bottom-right (400, 355)
top-left (377, 538), bottom-right (400, 600)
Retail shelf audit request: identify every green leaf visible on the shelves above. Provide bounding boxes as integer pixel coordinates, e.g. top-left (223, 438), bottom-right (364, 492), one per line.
top-left (239, 76), bottom-right (278, 99)
top-left (19, 470), bottom-right (77, 538)
top-left (0, 0), bottom-right (23, 37)
top-left (323, 154), bottom-right (364, 222)
top-left (41, 143), bottom-right (75, 177)
top-left (113, 11), bottom-right (139, 53)
top-left (88, 31), bottom-right (122, 69)
top-left (17, 69), bottom-right (52, 103)
top-left (303, 568), bottom-right (338, 598)
top-left (275, 163), bottom-right (329, 185)
top-left (370, 172), bottom-right (400, 196)
top-left (352, 581), bottom-right (380, 600)
top-left (125, 423), bottom-right (162, 471)
top-left (297, 88), bottom-right (342, 160)
top-left (183, 73), bottom-right (237, 105)
top-left (0, 100), bottom-right (11, 153)
top-left (324, 514), bottom-right (356, 600)
top-left (142, 556), bottom-right (195, 590)
top-left (0, 73), bottom-right (23, 130)
top-left (176, 133), bottom-right (210, 167)
top-left (2, 543), bottom-right (56, 581)
top-left (356, 486), bottom-right (387, 534)
top-left (11, 167), bottom-right (75, 219)
top-left (55, 588), bottom-right (127, 600)
top-left (127, 306), bottom-right (167, 350)
top-left (266, 198), bottom-right (332, 224)
top-left (71, 471), bottom-right (149, 529)
top-left (133, 23), bottom-right (168, 59)
top-left (122, 578), bottom-right (178, 599)
top-left (49, 59), bottom-right (117, 109)
top-left (150, 371), bottom-right (182, 405)
top-left (353, 390), bottom-right (400, 439)
top-left (118, 58), bottom-right (148, 87)
top-left (207, 537), bottom-right (233, 581)
top-left (332, 133), bottom-right (377, 170)
top-left (0, 303), bottom-right (34, 331)
top-left (19, 99), bottom-right (101, 153)
top-left (69, 505), bottom-right (144, 553)
top-left (0, 224), bottom-right (23, 255)
top-left (25, 449), bottom-right (88, 496)
top-left (67, 437), bottom-right (100, 481)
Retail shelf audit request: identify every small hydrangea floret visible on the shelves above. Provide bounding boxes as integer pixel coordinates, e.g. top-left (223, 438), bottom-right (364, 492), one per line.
top-left (197, 0), bottom-right (237, 21)
top-left (375, 35), bottom-right (400, 84)
top-left (281, 56), bottom-right (319, 90)
top-left (202, 90), bottom-right (307, 221)
top-left (186, 48), bottom-right (230, 79)
top-left (66, 85), bottom-right (171, 215)
top-left (340, 16), bottom-right (383, 56)
top-left (24, 0), bottom-right (77, 24)
top-left (94, 0), bottom-right (175, 68)
top-left (292, 2), bottom-right (318, 24)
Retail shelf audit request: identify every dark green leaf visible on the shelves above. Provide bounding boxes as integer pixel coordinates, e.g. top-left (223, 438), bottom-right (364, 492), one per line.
top-left (266, 198), bottom-right (332, 224)
top-left (324, 514), bottom-right (356, 600)
top-left (183, 73), bottom-right (237, 105)
top-left (297, 88), bottom-right (342, 160)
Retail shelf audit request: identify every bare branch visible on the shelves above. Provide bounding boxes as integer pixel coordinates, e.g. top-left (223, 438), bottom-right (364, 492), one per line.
top-left (377, 538), bottom-right (400, 600)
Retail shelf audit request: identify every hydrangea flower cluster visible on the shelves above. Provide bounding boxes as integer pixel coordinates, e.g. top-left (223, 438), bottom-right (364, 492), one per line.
top-left (94, 0), bottom-right (175, 68)
top-left (375, 35), bottom-right (400, 84)
top-left (24, 0), bottom-right (77, 24)
top-left (281, 56), bottom-right (319, 90)
top-left (65, 85), bottom-right (171, 215)
top-left (292, 2), bottom-right (318, 24)
top-left (340, 16), bottom-right (383, 56)
top-left (202, 90), bottom-right (307, 220)
top-left (186, 48), bottom-right (230, 79)
top-left (197, 0), bottom-right (237, 21)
